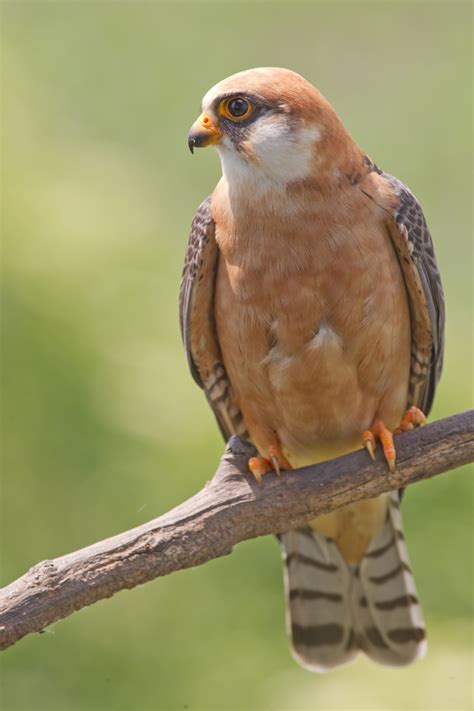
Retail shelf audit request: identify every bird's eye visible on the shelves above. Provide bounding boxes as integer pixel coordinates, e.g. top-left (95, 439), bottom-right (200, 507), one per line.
top-left (220, 96), bottom-right (253, 121)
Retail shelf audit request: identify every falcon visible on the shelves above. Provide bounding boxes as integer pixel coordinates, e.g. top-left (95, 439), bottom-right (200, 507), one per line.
top-left (180, 68), bottom-right (444, 671)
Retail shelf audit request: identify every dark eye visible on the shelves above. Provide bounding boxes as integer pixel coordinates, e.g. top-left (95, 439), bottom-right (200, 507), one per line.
top-left (228, 98), bottom-right (249, 117)
top-left (220, 96), bottom-right (253, 121)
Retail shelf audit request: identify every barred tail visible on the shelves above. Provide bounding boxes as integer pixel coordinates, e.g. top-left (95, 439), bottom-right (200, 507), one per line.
top-left (280, 492), bottom-right (426, 671)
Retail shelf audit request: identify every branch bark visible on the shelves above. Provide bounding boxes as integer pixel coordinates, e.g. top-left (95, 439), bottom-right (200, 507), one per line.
top-left (1, 410), bottom-right (473, 652)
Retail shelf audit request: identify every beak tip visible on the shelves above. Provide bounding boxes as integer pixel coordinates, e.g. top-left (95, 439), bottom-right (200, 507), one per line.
top-left (188, 113), bottom-right (221, 154)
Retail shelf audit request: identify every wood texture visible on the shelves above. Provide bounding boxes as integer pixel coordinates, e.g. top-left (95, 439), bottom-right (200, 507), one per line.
top-left (1, 410), bottom-right (472, 652)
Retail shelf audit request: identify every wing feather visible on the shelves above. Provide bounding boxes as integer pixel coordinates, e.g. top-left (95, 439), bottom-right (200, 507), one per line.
top-left (382, 173), bottom-right (445, 414)
top-left (179, 197), bottom-right (247, 440)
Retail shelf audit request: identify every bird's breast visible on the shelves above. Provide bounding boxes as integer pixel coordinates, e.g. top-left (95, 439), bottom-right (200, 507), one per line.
top-left (213, 197), bottom-right (411, 463)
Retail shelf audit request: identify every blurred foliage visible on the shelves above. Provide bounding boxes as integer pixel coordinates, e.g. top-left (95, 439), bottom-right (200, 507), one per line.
top-left (1, 1), bottom-right (472, 710)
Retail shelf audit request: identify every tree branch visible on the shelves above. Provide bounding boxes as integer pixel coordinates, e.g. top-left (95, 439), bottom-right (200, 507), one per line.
top-left (1, 410), bottom-right (472, 651)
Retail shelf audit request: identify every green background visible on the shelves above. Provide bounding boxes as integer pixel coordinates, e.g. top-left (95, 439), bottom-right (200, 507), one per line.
top-left (1, 1), bottom-right (472, 709)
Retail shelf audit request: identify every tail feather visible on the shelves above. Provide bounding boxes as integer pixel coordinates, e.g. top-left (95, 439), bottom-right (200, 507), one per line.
top-left (357, 491), bottom-right (427, 665)
top-left (281, 527), bottom-right (357, 671)
top-left (281, 492), bottom-right (426, 671)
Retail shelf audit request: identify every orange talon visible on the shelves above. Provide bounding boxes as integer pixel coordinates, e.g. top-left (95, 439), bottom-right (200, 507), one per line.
top-left (268, 445), bottom-right (291, 475)
top-left (248, 443), bottom-right (291, 484)
top-left (395, 405), bottom-right (427, 433)
top-left (362, 407), bottom-right (427, 472)
top-left (248, 456), bottom-right (272, 485)
top-left (362, 419), bottom-right (396, 471)
top-left (362, 430), bottom-right (376, 460)
top-left (372, 419), bottom-right (396, 471)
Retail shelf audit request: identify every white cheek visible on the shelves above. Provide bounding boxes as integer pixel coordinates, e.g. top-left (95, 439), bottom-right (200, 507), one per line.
top-left (217, 143), bottom-right (257, 187)
top-left (252, 122), bottom-right (320, 180)
top-left (218, 121), bottom-right (321, 192)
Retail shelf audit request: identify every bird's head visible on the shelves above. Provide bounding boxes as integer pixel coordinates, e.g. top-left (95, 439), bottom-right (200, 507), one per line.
top-left (188, 67), bottom-right (358, 192)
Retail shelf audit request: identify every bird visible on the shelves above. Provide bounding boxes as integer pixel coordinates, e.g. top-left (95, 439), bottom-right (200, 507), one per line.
top-left (180, 67), bottom-right (444, 671)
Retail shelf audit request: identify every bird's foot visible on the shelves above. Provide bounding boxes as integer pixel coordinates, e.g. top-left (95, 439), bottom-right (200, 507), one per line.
top-left (362, 420), bottom-right (396, 471)
top-left (394, 405), bottom-right (427, 434)
top-left (362, 406), bottom-right (427, 471)
top-left (248, 445), bottom-right (291, 485)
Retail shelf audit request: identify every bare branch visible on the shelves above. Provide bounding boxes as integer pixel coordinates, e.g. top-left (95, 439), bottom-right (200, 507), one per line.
top-left (1, 410), bottom-right (473, 651)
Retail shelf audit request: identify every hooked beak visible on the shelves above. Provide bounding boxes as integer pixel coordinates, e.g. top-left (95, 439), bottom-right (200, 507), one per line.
top-left (188, 113), bottom-right (222, 154)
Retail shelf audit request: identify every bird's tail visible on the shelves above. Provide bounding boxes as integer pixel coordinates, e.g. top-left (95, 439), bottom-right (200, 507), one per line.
top-left (280, 491), bottom-right (426, 671)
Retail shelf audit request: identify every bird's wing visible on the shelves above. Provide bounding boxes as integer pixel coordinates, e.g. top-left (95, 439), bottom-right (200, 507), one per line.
top-left (382, 173), bottom-right (445, 415)
top-left (179, 196), bottom-right (247, 441)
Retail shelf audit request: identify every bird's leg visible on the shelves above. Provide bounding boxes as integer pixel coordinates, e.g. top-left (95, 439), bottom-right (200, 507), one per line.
top-left (362, 406), bottom-right (427, 471)
top-left (248, 443), bottom-right (292, 485)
